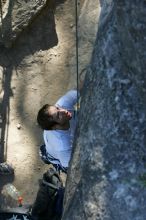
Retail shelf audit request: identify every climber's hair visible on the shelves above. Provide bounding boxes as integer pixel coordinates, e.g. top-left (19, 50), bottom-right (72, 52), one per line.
top-left (37, 104), bottom-right (56, 130)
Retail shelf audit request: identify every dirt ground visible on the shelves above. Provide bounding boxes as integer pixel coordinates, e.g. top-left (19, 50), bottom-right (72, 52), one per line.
top-left (0, 0), bottom-right (83, 209)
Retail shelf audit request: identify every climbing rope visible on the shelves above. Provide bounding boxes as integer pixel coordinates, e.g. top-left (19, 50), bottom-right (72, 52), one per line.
top-left (75, 0), bottom-right (79, 113)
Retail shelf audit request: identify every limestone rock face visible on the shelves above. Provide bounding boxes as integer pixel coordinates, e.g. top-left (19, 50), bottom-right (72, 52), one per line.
top-left (0, 0), bottom-right (49, 47)
top-left (63, 1), bottom-right (146, 220)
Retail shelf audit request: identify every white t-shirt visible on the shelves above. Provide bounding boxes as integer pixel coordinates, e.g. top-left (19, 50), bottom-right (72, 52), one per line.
top-left (43, 90), bottom-right (78, 168)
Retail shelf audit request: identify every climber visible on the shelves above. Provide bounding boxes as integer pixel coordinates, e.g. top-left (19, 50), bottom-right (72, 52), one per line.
top-left (37, 81), bottom-right (83, 171)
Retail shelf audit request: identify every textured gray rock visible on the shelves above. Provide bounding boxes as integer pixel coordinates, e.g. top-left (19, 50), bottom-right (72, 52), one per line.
top-left (0, 0), bottom-right (49, 47)
top-left (63, 1), bottom-right (146, 219)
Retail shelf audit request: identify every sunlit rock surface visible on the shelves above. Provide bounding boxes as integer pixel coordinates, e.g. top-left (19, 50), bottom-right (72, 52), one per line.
top-left (63, 1), bottom-right (146, 219)
top-left (0, 0), bottom-right (49, 47)
top-left (78, 0), bottom-right (100, 71)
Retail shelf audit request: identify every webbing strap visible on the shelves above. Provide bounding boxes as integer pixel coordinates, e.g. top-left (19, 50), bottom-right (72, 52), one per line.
top-left (42, 180), bottom-right (59, 190)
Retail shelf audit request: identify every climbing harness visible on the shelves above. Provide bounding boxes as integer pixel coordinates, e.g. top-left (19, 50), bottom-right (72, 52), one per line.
top-left (39, 144), bottom-right (67, 174)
